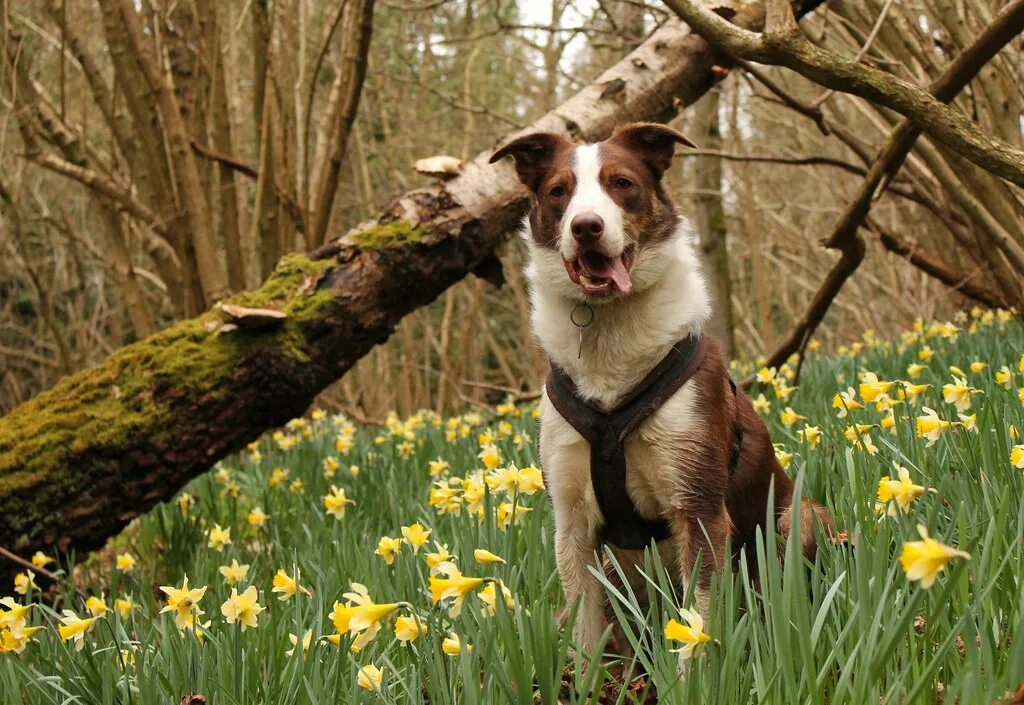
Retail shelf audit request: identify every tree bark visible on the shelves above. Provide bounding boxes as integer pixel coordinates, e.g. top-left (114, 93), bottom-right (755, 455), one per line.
top-left (690, 90), bottom-right (735, 356)
top-left (0, 3), bottom-right (823, 582)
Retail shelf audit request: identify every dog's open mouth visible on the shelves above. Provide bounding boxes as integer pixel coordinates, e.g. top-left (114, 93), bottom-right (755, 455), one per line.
top-left (564, 245), bottom-right (635, 297)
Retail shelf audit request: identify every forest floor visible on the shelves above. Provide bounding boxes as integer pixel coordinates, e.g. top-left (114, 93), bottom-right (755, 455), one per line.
top-left (3, 309), bottom-right (1024, 704)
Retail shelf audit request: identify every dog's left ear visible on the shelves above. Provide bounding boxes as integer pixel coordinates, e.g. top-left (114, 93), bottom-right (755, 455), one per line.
top-left (608, 122), bottom-right (696, 181)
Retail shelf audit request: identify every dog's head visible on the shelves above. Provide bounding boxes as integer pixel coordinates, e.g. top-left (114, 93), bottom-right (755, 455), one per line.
top-left (490, 122), bottom-right (695, 302)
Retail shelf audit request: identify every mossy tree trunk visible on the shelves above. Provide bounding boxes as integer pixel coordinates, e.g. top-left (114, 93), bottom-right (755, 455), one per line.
top-left (0, 3), bottom-right (824, 582)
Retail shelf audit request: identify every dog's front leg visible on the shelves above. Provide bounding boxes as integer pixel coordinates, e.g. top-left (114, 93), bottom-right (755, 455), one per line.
top-left (670, 507), bottom-right (728, 673)
top-left (554, 498), bottom-right (607, 657)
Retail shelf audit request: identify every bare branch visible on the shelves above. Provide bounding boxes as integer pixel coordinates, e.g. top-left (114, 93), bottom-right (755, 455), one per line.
top-left (664, 0), bottom-right (1024, 186)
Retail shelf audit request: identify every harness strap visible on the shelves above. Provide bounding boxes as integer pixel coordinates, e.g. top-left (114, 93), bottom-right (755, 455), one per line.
top-left (546, 335), bottom-right (710, 550)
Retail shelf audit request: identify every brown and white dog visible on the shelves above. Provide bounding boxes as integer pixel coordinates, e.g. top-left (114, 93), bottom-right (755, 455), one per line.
top-left (490, 122), bottom-right (830, 667)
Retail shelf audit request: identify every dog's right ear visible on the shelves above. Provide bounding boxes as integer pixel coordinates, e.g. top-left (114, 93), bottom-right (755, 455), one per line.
top-left (489, 133), bottom-right (571, 192)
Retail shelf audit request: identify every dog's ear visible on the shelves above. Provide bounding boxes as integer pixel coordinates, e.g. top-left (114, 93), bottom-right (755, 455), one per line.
top-left (608, 122), bottom-right (696, 181)
top-left (489, 132), bottom-right (572, 192)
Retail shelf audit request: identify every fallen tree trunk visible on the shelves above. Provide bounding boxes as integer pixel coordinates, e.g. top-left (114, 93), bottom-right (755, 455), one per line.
top-left (0, 3), bottom-right (826, 580)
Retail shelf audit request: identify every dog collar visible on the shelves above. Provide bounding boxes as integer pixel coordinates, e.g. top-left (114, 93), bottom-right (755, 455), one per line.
top-left (545, 334), bottom-right (710, 550)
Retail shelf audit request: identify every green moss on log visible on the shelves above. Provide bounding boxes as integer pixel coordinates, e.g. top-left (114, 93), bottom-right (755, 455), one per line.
top-left (348, 221), bottom-right (428, 249)
top-left (0, 254), bottom-right (337, 524)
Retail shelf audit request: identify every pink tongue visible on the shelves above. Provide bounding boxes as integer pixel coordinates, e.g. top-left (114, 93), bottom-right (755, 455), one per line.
top-left (583, 254), bottom-right (632, 293)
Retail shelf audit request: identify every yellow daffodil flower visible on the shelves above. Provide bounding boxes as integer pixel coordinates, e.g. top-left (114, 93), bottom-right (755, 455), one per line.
top-left (1010, 445), bottom-right (1024, 469)
top-left (394, 615), bottom-right (428, 644)
top-left (942, 377), bottom-right (978, 413)
top-left (859, 372), bottom-right (895, 403)
top-left (287, 630), bottom-right (313, 658)
top-left (219, 559), bottom-right (250, 587)
top-left (357, 664), bottom-right (384, 691)
top-left (324, 486), bottom-right (355, 520)
top-left (442, 632), bottom-right (470, 656)
top-left (159, 575), bottom-right (208, 631)
top-left (207, 525), bottom-right (231, 552)
top-left (779, 407), bottom-right (805, 428)
top-left (221, 586), bottom-right (264, 630)
top-left (272, 568), bottom-right (311, 601)
top-left (877, 465), bottom-right (928, 515)
top-left (899, 525), bottom-right (970, 589)
top-left (429, 563), bottom-right (485, 617)
top-left (376, 536), bottom-right (403, 565)
top-left (832, 388), bottom-right (862, 417)
top-left (797, 425), bottom-right (821, 448)
top-left (473, 549), bottom-right (506, 565)
top-left (401, 523), bottom-right (431, 554)
top-left (115, 553), bottom-right (135, 573)
top-left (30, 552), bottom-right (54, 569)
top-left (85, 595), bottom-right (108, 618)
top-left (58, 610), bottom-right (99, 651)
top-left (247, 507), bottom-right (270, 527)
top-left (479, 581), bottom-right (514, 616)
top-left (13, 571), bottom-right (38, 596)
top-left (916, 407), bottom-right (952, 447)
top-left (664, 606), bottom-right (710, 660)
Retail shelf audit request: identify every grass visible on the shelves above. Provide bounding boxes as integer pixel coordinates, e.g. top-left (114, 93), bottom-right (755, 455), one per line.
top-left (2, 309), bottom-right (1023, 704)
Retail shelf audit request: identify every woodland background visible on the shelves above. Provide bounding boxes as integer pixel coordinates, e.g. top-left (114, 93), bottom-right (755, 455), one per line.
top-left (1, 0), bottom-right (1021, 421)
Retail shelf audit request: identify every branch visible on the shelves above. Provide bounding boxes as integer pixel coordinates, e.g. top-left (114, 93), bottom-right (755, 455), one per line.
top-left (664, 0), bottom-right (1024, 187)
top-left (747, 0), bottom-right (1024, 376)
top-left (869, 218), bottom-right (1011, 310)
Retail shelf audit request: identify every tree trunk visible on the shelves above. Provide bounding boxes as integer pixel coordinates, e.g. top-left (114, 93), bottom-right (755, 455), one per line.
top-left (690, 89), bottom-right (735, 357)
top-left (0, 4), bottom-right (823, 582)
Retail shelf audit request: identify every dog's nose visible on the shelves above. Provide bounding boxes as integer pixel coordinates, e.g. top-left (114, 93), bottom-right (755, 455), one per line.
top-left (570, 212), bottom-right (604, 243)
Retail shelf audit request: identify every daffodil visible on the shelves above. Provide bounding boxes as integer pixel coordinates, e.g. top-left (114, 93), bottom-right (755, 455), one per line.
top-left (478, 444), bottom-right (502, 469)
top-left (221, 586), bottom-right (264, 630)
top-left (479, 581), bottom-right (515, 616)
top-left (330, 583), bottom-right (402, 652)
top-left (995, 366), bottom-right (1013, 388)
top-left (272, 568), bottom-right (311, 601)
top-left (247, 507), bottom-right (270, 527)
top-left (159, 575), bottom-right (208, 630)
top-left (0, 598), bottom-right (32, 632)
top-left (287, 630), bottom-right (313, 658)
top-left (1, 623), bottom-right (42, 654)
top-left (473, 549), bottom-right (506, 565)
top-left (219, 559), bottom-right (250, 587)
top-left (425, 542), bottom-right (455, 575)
top-left (324, 486), bottom-right (355, 519)
top-left (428, 458), bottom-right (450, 476)
top-left (779, 407), bottom-right (805, 428)
top-left (401, 523), bottom-right (431, 554)
top-left (859, 372), bottom-right (895, 403)
top-left (970, 361), bottom-right (987, 373)
top-left (13, 571), bottom-right (38, 596)
top-left (442, 632), bottom-right (470, 656)
top-left (357, 664), bottom-right (384, 691)
top-left (496, 502), bottom-right (531, 530)
top-left (918, 346), bottom-right (935, 362)
top-left (916, 407), bottom-right (953, 446)
top-left (429, 563), bottom-right (485, 617)
top-left (58, 610), bottom-right (99, 651)
top-left (774, 445), bottom-right (793, 469)
top-left (30, 552), bottom-right (54, 569)
top-left (877, 465), bottom-right (928, 515)
top-left (942, 377), bottom-right (978, 413)
top-left (832, 388), bottom-right (862, 417)
top-left (114, 596), bottom-right (134, 620)
top-left (901, 382), bottom-right (931, 402)
top-left (85, 595), bottom-right (108, 618)
top-left (752, 393), bottom-right (771, 414)
top-left (907, 363), bottom-right (926, 378)
top-left (664, 606), bottom-right (711, 660)
top-left (1010, 445), bottom-right (1024, 469)
top-left (394, 615), bottom-right (428, 644)
top-left (288, 479), bottom-right (305, 494)
top-left (797, 425), bottom-right (821, 448)
top-left (376, 536), bottom-right (403, 565)
top-left (899, 525), bottom-right (970, 589)
top-left (115, 553), bottom-right (136, 573)
top-left (517, 465), bottom-right (545, 494)
top-left (269, 467), bottom-right (289, 487)
top-left (207, 525), bottom-right (232, 552)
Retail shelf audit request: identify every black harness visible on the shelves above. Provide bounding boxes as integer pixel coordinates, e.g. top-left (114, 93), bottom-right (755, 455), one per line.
top-left (546, 334), bottom-right (744, 550)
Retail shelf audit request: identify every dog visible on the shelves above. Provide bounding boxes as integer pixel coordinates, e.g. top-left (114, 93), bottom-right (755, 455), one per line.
top-left (489, 122), bottom-right (831, 668)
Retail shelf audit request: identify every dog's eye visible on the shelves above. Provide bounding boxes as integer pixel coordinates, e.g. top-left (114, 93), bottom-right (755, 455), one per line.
top-left (614, 177), bottom-right (633, 189)
top-left (549, 185), bottom-right (567, 198)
